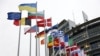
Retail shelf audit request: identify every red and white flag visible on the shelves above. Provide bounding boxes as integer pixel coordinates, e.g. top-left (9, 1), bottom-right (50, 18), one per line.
top-left (37, 18), bottom-right (52, 27)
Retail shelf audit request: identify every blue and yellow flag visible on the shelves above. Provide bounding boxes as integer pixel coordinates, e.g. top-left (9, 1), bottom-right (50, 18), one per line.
top-left (19, 3), bottom-right (37, 12)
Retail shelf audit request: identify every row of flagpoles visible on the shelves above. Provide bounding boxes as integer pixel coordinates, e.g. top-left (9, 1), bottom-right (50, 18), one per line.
top-left (7, 2), bottom-right (88, 56)
top-left (7, 2), bottom-right (52, 56)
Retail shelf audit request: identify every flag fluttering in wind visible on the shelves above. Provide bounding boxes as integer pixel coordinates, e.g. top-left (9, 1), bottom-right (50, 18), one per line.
top-left (40, 24), bottom-right (58, 46)
top-left (24, 25), bottom-right (39, 34)
top-left (47, 35), bottom-right (53, 48)
top-left (65, 42), bottom-right (87, 56)
top-left (47, 29), bottom-right (59, 49)
top-left (28, 11), bottom-right (44, 19)
top-left (36, 24), bottom-right (58, 38)
top-left (46, 18), bottom-right (52, 26)
top-left (66, 44), bottom-right (77, 56)
top-left (58, 31), bottom-right (65, 47)
top-left (36, 31), bottom-right (46, 38)
top-left (13, 18), bottom-right (31, 26)
top-left (7, 12), bottom-right (21, 20)
top-left (49, 30), bottom-right (65, 48)
top-left (48, 35), bottom-right (53, 43)
top-left (68, 38), bottom-right (73, 46)
top-left (64, 34), bottom-right (69, 47)
top-left (19, 3), bottom-right (37, 12)
top-left (54, 37), bottom-right (59, 47)
top-left (47, 42), bottom-right (53, 48)
top-left (37, 19), bottom-right (45, 27)
top-left (47, 30), bottom-right (69, 53)
top-left (37, 18), bottom-right (52, 27)
top-left (71, 47), bottom-right (81, 56)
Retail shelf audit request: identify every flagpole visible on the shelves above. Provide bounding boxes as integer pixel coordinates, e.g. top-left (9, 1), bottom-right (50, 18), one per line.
top-left (29, 24), bottom-right (32, 56)
top-left (44, 24), bottom-right (47, 56)
top-left (35, 2), bottom-right (40, 56)
top-left (67, 35), bottom-right (70, 56)
top-left (66, 46), bottom-right (71, 56)
top-left (35, 2), bottom-right (37, 56)
top-left (50, 29), bottom-right (54, 56)
top-left (59, 31), bottom-right (62, 56)
top-left (17, 22), bottom-right (21, 56)
top-left (56, 25), bottom-right (61, 56)
top-left (36, 32), bottom-right (40, 56)
top-left (59, 36), bottom-right (61, 56)
top-left (63, 34), bottom-right (66, 56)
top-left (17, 11), bottom-right (22, 56)
top-left (43, 10), bottom-right (48, 56)
top-left (44, 27), bottom-right (49, 56)
top-left (52, 35), bottom-right (54, 56)
top-left (51, 29), bottom-right (58, 56)
top-left (54, 21), bottom-right (58, 56)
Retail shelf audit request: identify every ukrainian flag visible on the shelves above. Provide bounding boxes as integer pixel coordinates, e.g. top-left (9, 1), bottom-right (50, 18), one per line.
top-left (19, 3), bottom-right (37, 12)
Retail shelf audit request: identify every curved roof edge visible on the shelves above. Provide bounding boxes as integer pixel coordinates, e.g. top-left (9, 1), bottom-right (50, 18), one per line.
top-left (66, 17), bottom-right (100, 34)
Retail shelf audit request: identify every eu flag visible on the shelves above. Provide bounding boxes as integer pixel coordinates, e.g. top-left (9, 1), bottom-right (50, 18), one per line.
top-left (7, 12), bottom-right (21, 20)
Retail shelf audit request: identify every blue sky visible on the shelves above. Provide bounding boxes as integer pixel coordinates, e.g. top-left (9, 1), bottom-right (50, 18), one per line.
top-left (0, 0), bottom-right (100, 56)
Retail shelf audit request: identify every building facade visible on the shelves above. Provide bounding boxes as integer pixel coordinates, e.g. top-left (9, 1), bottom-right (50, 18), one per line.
top-left (66, 17), bottom-right (100, 56)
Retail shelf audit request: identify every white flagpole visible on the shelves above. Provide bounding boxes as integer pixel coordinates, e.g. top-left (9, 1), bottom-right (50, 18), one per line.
top-left (17, 18), bottom-right (21, 56)
top-left (17, 11), bottom-right (22, 56)
top-left (51, 29), bottom-right (57, 56)
top-left (35, 2), bottom-right (40, 56)
top-left (29, 24), bottom-right (32, 56)
top-left (59, 35), bottom-right (61, 56)
top-left (52, 33), bottom-right (54, 56)
top-left (52, 26), bottom-right (59, 56)
top-left (54, 24), bottom-right (59, 56)
top-left (44, 25), bottom-right (47, 56)
top-left (43, 10), bottom-right (49, 56)
top-left (59, 30), bottom-right (64, 56)
top-left (35, 29), bottom-right (40, 56)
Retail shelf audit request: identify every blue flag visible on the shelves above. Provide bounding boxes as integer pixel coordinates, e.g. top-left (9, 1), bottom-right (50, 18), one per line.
top-left (7, 12), bottom-right (21, 20)
top-left (64, 34), bottom-right (69, 46)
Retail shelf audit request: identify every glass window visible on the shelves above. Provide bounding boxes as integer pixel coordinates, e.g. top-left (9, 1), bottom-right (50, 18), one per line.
top-left (88, 26), bottom-right (100, 37)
